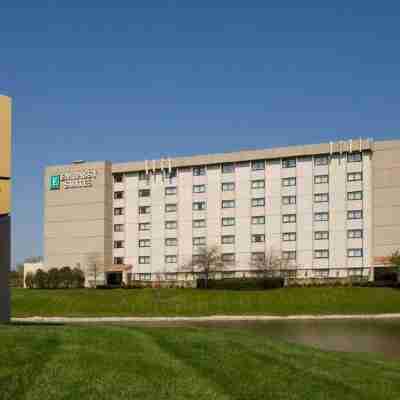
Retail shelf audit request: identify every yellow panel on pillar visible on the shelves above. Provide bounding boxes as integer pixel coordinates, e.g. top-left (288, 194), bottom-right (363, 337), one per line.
top-left (0, 95), bottom-right (12, 179)
top-left (0, 180), bottom-right (11, 215)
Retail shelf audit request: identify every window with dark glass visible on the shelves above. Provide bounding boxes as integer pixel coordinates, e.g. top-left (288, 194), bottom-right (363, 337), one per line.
top-left (193, 219), bottom-right (206, 228)
top-left (113, 173), bottom-right (123, 183)
top-left (193, 201), bottom-right (206, 211)
top-left (114, 191), bottom-right (124, 200)
top-left (139, 239), bottom-right (151, 248)
top-left (193, 184), bottom-right (206, 193)
top-left (315, 231), bottom-right (329, 240)
top-left (138, 222), bottom-right (151, 231)
top-left (165, 186), bottom-right (177, 196)
top-left (251, 160), bottom-right (265, 170)
top-left (221, 235), bottom-right (235, 244)
top-left (165, 203), bottom-right (177, 213)
top-left (221, 182), bottom-right (235, 191)
top-left (282, 214), bottom-right (296, 223)
top-left (348, 229), bottom-right (363, 239)
top-left (138, 189), bottom-right (150, 197)
top-left (314, 155), bottom-right (329, 166)
top-left (222, 200), bottom-right (235, 208)
top-left (282, 158), bottom-right (296, 168)
top-left (347, 153), bottom-right (362, 162)
top-left (222, 163), bottom-right (235, 174)
top-left (314, 175), bottom-right (329, 184)
top-left (282, 195), bottom-right (296, 205)
top-left (347, 210), bottom-right (363, 220)
top-left (114, 224), bottom-right (124, 232)
top-left (193, 166), bottom-right (206, 176)
top-left (139, 206), bottom-right (151, 214)
top-left (252, 234), bottom-right (265, 243)
top-left (251, 198), bottom-right (265, 207)
top-left (347, 191), bottom-right (363, 200)
top-left (282, 177), bottom-right (296, 187)
top-left (251, 179), bottom-right (265, 189)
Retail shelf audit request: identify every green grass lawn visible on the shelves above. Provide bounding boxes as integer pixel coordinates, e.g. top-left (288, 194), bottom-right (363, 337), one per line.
top-left (11, 287), bottom-right (400, 317)
top-left (1, 324), bottom-right (399, 400)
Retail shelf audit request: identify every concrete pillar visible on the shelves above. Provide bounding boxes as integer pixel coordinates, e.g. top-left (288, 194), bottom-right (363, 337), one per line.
top-left (0, 216), bottom-right (10, 322)
top-left (0, 95), bottom-right (11, 323)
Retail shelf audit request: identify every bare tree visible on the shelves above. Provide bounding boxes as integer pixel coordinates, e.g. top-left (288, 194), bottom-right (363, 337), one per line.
top-left (181, 245), bottom-right (225, 288)
top-left (251, 247), bottom-right (289, 278)
top-left (85, 252), bottom-right (105, 288)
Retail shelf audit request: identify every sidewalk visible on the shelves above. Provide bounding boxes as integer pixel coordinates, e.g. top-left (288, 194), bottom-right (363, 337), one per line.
top-left (12, 313), bottom-right (400, 324)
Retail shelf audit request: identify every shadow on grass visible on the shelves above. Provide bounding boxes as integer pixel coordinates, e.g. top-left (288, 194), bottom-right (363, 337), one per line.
top-left (10, 321), bottom-right (65, 326)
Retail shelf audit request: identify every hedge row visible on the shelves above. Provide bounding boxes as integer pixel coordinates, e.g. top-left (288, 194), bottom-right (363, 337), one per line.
top-left (25, 267), bottom-right (85, 289)
top-left (196, 277), bottom-right (285, 290)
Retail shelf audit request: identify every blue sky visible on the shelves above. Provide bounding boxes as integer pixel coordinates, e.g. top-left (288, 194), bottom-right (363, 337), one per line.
top-left (1, 0), bottom-right (400, 266)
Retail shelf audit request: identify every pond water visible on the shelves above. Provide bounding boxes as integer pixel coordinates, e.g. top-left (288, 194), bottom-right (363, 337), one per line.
top-left (126, 319), bottom-right (400, 360)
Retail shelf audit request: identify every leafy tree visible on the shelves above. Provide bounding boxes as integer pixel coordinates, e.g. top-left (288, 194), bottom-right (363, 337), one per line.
top-left (390, 250), bottom-right (400, 281)
top-left (72, 268), bottom-right (85, 288)
top-left (47, 268), bottom-right (61, 289)
top-left (181, 245), bottom-right (225, 288)
top-left (59, 266), bottom-right (73, 288)
top-left (25, 272), bottom-right (34, 289)
top-left (33, 269), bottom-right (49, 289)
top-left (390, 250), bottom-right (400, 267)
top-left (9, 270), bottom-right (23, 287)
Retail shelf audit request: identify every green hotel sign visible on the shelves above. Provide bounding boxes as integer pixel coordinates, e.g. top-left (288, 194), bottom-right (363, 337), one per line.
top-left (49, 170), bottom-right (97, 191)
top-left (50, 175), bottom-right (61, 190)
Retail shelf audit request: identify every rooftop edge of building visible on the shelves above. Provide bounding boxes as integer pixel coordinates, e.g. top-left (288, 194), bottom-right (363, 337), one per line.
top-left (44, 137), bottom-right (400, 174)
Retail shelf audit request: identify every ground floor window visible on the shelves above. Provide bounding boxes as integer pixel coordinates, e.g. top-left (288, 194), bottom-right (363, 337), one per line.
top-left (137, 273), bottom-right (151, 281)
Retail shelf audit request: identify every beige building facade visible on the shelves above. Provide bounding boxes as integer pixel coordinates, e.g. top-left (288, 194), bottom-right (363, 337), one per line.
top-left (43, 138), bottom-right (400, 284)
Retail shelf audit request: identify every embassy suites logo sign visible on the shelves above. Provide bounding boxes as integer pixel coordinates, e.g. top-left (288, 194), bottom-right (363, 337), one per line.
top-left (50, 170), bottom-right (97, 191)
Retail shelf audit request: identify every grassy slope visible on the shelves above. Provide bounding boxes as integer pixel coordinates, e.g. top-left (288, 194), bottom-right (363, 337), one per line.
top-left (1, 325), bottom-right (400, 400)
top-left (11, 287), bottom-right (400, 317)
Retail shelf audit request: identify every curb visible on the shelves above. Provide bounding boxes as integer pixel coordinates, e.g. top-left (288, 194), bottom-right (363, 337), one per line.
top-left (12, 313), bottom-right (400, 324)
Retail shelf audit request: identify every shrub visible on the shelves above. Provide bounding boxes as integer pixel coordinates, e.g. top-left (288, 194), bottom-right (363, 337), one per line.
top-left (47, 268), bottom-right (61, 289)
top-left (197, 277), bottom-right (284, 290)
top-left (374, 267), bottom-right (398, 283)
top-left (26, 267), bottom-right (85, 289)
top-left (71, 268), bottom-right (85, 288)
top-left (33, 269), bottom-right (49, 289)
top-left (58, 267), bottom-right (73, 288)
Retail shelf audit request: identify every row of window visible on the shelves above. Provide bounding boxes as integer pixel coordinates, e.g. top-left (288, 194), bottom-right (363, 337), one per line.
top-left (114, 192), bottom-right (363, 216)
top-left (113, 229), bottom-right (363, 250)
top-left (314, 249), bottom-right (363, 258)
top-left (114, 246), bottom-right (364, 266)
top-left (113, 153), bottom-right (363, 184)
top-left (114, 173), bottom-right (363, 200)
top-left (113, 210), bottom-right (363, 232)
top-left (116, 228), bottom-right (363, 249)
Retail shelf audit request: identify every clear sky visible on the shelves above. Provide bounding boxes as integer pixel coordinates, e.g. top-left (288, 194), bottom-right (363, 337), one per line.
top-left (1, 0), bottom-right (400, 266)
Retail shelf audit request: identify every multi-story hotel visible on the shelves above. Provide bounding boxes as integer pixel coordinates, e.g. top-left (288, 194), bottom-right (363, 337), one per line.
top-left (43, 138), bottom-right (400, 285)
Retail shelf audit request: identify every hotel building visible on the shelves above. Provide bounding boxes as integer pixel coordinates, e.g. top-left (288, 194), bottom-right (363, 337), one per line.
top-left (43, 138), bottom-right (400, 285)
